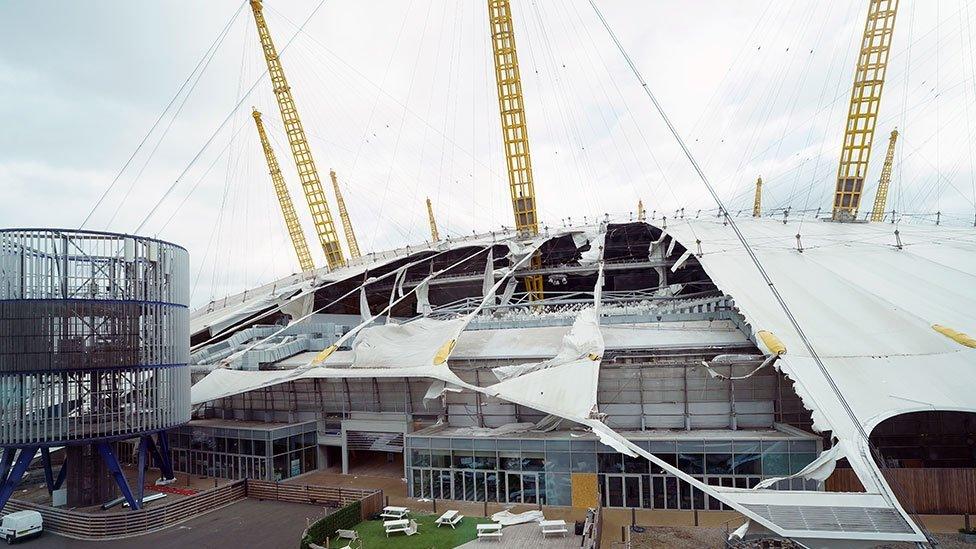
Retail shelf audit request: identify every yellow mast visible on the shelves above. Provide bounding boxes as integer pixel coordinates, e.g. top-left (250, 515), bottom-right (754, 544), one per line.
top-left (869, 128), bottom-right (899, 222)
top-left (753, 176), bottom-right (763, 218)
top-left (426, 197), bottom-right (440, 242)
top-left (487, 0), bottom-right (543, 301)
top-left (832, 0), bottom-right (899, 221)
top-left (637, 199), bottom-right (646, 222)
top-left (252, 109), bottom-right (315, 272)
top-left (330, 170), bottom-right (361, 259)
top-left (250, 0), bottom-right (345, 269)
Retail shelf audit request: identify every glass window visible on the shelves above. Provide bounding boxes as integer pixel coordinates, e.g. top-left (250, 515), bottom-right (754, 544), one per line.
top-left (289, 434), bottom-right (302, 451)
top-left (733, 440), bottom-right (761, 454)
top-left (678, 453), bottom-right (704, 474)
top-left (762, 453), bottom-right (790, 476)
top-left (624, 454), bottom-right (648, 474)
top-left (430, 450), bottom-right (450, 468)
top-left (790, 453), bottom-right (817, 474)
top-left (216, 437), bottom-right (226, 453)
top-left (545, 452), bottom-right (571, 472)
top-left (410, 450), bottom-right (430, 467)
top-left (412, 469), bottom-right (422, 497)
top-left (240, 439), bottom-right (253, 456)
top-left (452, 450), bottom-right (474, 469)
top-left (704, 441), bottom-right (732, 453)
top-left (546, 440), bottom-right (570, 452)
top-left (649, 453), bottom-right (677, 475)
top-left (522, 452), bottom-right (545, 472)
top-left (499, 453), bottom-right (521, 471)
top-left (676, 441), bottom-right (704, 453)
top-left (430, 438), bottom-right (451, 450)
top-left (791, 440), bottom-right (818, 453)
top-left (304, 431), bottom-right (316, 446)
top-left (705, 453), bottom-right (733, 475)
top-left (253, 440), bottom-right (266, 457)
top-left (486, 472), bottom-right (499, 502)
top-left (452, 438), bottom-right (473, 450)
top-left (273, 437), bottom-right (287, 456)
top-left (571, 440), bottom-right (597, 452)
top-left (464, 471), bottom-right (476, 500)
top-left (451, 471), bottom-right (462, 500)
top-left (547, 473), bottom-right (572, 506)
top-left (762, 440), bottom-right (789, 452)
top-left (733, 453), bottom-right (762, 475)
top-left (473, 439), bottom-right (496, 450)
top-left (497, 439), bottom-right (520, 451)
top-left (273, 454), bottom-right (286, 481)
top-left (506, 472), bottom-right (522, 503)
top-left (521, 440), bottom-right (544, 451)
top-left (473, 450), bottom-right (497, 470)
top-left (598, 453), bottom-right (623, 473)
top-left (303, 447), bottom-right (316, 472)
top-left (410, 437), bottom-right (430, 448)
top-left (649, 441), bottom-right (676, 453)
top-left (570, 452), bottom-right (597, 473)
top-left (652, 476), bottom-right (665, 508)
top-left (227, 437), bottom-right (240, 455)
top-left (522, 474), bottom-right (538, 504)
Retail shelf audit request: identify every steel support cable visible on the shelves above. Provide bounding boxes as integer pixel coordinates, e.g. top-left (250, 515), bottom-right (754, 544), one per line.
top-left (80, 0), bottom-right (247, 229)
top-left (133, 0), bottom-right (330, 235)
top-left (588, 0), bottom-right (897, 506)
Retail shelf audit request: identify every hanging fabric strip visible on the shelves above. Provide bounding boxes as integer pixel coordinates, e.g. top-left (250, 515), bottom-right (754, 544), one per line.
top-left (499, 278), bottom-right (518, 306)
top-left (359, 286), bottom-right (371, 323)
top-left (482, 249), bottom-right (495, 302)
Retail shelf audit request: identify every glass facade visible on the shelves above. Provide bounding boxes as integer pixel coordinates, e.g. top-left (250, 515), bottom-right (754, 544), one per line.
top-left (406, 435), bottom-right (820, 510)
top-left (171, 421), bottom-right (318, 481)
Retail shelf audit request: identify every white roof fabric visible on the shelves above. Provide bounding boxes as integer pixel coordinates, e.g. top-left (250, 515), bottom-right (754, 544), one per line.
top-left (188, 218), bottom-right (976, 544)
top-left (664, 217), bottom-right (976, 543)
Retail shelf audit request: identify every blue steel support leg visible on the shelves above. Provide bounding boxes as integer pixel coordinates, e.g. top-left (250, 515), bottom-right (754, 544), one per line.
top-left (41, 447), bottom-right (55, 493)
top-left (156, 431), bottom-right (175, 481)
top-left (0, 449), bottom-right (12, 486)
top-left (96, 442), bottom-right (140, 511)
top-left (0, 448), bottom-right (36, 512)
top-left (136, 436), bottom-right (148, 505)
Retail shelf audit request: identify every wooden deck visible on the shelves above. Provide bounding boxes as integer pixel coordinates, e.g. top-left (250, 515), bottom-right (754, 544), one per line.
top-left (456, 522), bottom-right (581, 548)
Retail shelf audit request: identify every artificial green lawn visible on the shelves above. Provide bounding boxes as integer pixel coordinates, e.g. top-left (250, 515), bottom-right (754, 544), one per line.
top-left (333, 513), bottom-right (494, 549)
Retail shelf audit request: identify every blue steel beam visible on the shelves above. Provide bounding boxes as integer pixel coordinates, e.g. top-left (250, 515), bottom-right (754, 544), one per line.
top-left (0, 448), bottom-right (36, 512)
top-left (136, 436), bottom-right (148, 505)
top-left (96, 442), bottom-right (140, 510)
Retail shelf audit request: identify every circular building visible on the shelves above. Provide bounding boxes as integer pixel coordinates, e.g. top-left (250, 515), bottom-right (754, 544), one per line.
top-left (0, 229), bottom-right (189, 509)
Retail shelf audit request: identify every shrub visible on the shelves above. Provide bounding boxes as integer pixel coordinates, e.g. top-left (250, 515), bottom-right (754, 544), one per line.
top-left (301, 500), bottom-right (362, 549)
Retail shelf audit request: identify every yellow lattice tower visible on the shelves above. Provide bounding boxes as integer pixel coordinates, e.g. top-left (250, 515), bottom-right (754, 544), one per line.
top-left (250, 0), bottom-right (345, 269)
top-left (753, 176), bottom-right (763, 218)
top-left (487, 0), bottom-right (543, 301)
top-left (329, 170), bottom-right (361, 259)
top-left (426, 197), bottom-right (440, 242)
top-left (252, 109), bottom-right (315, 272)
top-left (637, 199), bottom-right (646, 222)
top-left (832, 0), bottom-right (899, 221)
top-left (869, 128), bottom-right (899, 222)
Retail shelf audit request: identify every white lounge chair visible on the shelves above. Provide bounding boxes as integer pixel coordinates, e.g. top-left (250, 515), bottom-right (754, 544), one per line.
top-left (435, 510), bottom-right (463, 528)
top-left (477, 523), bottom-right (502, 540)
top-left (334, 529), bottom-right (361, 549)
top-left (384, 518), bottom-right (419, 537)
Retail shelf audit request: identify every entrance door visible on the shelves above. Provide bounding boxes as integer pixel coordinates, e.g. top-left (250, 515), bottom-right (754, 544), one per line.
top-left (605, 475), bottom-right (643, 508)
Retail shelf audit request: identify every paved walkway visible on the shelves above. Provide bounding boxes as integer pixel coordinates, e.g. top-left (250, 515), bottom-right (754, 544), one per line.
top-left (31, 499), bottom-right (326, 549)
top-left (456, 522), bottom-right (581, 548)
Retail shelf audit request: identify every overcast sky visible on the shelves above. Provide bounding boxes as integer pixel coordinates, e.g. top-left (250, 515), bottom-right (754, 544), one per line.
top-left (2, 1), bottom-right (974, 306)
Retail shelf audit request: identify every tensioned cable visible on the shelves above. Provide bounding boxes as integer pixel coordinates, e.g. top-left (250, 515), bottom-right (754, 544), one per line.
top-left (588, 0), bottom-right (895, 504)
top-left (133, 0), bottom-right (329, 235)
top-left (80, 0), bottom-right (247, 230)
